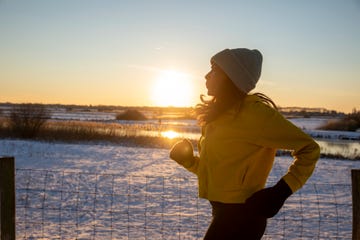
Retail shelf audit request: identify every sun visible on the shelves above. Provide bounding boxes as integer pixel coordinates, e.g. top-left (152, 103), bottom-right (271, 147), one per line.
top-left (151, 70), bottom-right (194, 107)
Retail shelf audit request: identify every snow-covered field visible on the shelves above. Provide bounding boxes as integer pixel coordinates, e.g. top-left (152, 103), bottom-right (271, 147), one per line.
top-left (0, 114), bottom-right (359, 239)
top-left (1, 138), bottom-right (359, 239)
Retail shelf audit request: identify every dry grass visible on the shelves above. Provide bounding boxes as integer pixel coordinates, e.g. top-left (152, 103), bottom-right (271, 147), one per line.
top-left (0, 119), bottom-right (185, 149)
top-left (1, 117), bottom-right (358, 159)
top-left (319, 110), bottom-right (360, 131)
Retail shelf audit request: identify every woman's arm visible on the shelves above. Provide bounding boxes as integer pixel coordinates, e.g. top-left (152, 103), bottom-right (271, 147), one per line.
top-left (257, 109), bottom-right (320, 192)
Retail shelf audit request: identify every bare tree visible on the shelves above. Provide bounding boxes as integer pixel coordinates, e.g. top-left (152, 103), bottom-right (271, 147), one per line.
top-left (9, 103), bottom-right (51, 138)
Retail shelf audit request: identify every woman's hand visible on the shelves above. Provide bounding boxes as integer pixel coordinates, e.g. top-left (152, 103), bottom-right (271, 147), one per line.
top-left (169, 139), bottom-right (194, 168)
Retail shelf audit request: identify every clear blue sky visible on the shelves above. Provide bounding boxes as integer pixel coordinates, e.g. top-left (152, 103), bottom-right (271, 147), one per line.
top-left (1, 0), bottom-right (359, 112)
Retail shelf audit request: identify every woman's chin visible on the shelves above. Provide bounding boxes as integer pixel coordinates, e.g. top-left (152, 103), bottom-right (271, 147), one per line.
top-left (207, 90), bottom-right (215, 96)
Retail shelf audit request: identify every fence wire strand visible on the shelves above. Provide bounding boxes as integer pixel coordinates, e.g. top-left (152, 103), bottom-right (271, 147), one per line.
top-left (15, 168), bottom-right (352, 239)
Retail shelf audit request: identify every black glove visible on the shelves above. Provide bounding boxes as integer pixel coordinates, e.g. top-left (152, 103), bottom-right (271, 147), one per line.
top-left (245, 178), bottom-right (292, 218)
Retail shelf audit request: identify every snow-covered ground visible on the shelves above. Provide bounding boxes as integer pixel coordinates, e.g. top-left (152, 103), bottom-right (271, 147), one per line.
top-left (1, 139), bottom-right (359, 239)
top-left (0, 113), bottom-right (359, 239)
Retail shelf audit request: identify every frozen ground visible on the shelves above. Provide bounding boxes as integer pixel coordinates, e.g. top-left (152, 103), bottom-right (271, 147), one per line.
top-left (1, 139), bottom-right (359, 239)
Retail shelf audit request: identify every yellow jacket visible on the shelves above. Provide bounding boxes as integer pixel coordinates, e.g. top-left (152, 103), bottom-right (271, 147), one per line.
top-left (185, 94), bottom-right (320, 203)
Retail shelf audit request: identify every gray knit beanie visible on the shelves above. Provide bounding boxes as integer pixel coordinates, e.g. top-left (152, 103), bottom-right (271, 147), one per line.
top-left (210, 48), bottom-right (263, 93)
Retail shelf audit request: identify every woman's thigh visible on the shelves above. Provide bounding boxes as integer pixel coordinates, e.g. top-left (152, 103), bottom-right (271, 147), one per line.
top-left (204, 202), bottom-right (267, 240)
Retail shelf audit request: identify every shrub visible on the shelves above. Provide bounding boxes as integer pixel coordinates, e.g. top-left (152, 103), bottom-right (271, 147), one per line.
top-left (116, 109), bottom-right (147, 121)
top-left (9, 103), bottom-right (51, 138)
top-left (319, 109), bottom-right (360, 131)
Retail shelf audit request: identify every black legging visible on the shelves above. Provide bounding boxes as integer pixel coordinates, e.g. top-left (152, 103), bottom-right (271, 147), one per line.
top-left (204, 201), bottom-right (267, 240)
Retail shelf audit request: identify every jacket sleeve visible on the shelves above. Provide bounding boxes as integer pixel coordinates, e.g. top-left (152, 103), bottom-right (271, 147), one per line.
top-left (184, 156), bottom-right (200, 174)
top-left (256, 107), bottom-right (320, 193)
top-left (184, 133), bottom-right (204, 175)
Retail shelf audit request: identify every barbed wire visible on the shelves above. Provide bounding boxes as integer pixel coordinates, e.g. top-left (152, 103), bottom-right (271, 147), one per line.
top-left (15, 168), bottom-right (352, 239)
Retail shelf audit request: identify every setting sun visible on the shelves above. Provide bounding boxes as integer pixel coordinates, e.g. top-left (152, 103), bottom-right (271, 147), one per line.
top-left (151, 70), bottom-right (194, 107)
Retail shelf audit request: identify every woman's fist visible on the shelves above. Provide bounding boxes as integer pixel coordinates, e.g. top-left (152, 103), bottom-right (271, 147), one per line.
top-left (169, 139), bottom-right (194, 167)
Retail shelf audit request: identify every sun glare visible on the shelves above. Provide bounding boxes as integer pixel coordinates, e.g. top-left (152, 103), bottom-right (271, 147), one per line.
top-left (151, 70), bottom-right (194, 107)
top-left (161, 130), bottom-right (179, 139)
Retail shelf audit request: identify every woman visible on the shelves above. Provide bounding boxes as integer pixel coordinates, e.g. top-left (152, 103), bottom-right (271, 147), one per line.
top-left (169, 48), bottom-right (320, 239)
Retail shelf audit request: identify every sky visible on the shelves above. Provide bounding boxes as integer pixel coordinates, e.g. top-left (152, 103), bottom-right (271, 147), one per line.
top-left (0, 0), bottom-right (359, 113)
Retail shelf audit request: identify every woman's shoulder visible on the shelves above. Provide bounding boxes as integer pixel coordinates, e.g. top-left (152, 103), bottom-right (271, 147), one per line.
top-left (242, 94), bottom-right (278, 116)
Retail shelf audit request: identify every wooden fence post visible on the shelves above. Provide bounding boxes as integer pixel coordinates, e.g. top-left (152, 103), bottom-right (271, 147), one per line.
top-left (352, 169), bottom-right (360, 240)
top-left (0, 157), bottom-right (15, 240)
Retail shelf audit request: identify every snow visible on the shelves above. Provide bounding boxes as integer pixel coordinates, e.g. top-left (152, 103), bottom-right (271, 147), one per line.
top-left (1, 139), bottom-right (359, 239)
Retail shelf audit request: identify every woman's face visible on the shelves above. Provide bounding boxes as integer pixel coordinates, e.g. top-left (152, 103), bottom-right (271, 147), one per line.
top-left (205, 64), bottom-right (229, 96)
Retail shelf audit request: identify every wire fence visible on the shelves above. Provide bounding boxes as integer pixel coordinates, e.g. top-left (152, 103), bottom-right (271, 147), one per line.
top-left (15, 168), bottom-right (352, 240)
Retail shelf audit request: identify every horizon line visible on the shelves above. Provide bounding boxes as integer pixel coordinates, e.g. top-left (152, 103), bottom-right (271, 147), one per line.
top-left (0, 101), bottom-right (352, 114)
